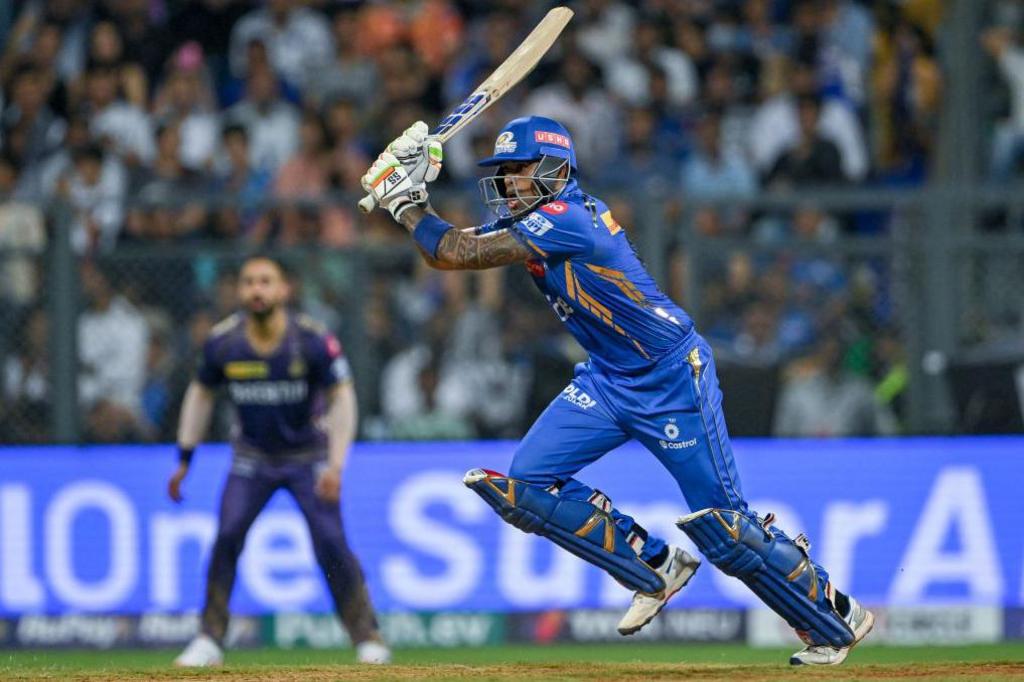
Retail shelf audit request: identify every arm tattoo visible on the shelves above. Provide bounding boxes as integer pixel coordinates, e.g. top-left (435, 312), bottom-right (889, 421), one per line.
top-left (398, 205), bottom-right (532, 270)
top-left (435, 229), bottom-right (532, 269)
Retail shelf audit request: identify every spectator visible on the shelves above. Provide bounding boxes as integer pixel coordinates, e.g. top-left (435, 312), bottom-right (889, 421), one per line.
top-left (774, 333), bottom-right (896, 437)
top-left (2, 2), bottom-right (91, 87)
top-left (602, 106), bottom-right (678, 189)
top-left (100, 0), bottom-right (171, 85)
top-left (748, 57), bottom-right (868, 181)
top-left (1, 64), bottom-right (64, 169)
top-left (223, 62), bottom-right (299, 172)
top-left (380, 314), bottom-right (477, 440)
top-left (124, 121), bottom-right (209, 242)
top-left (56, 143), bottom-right (126, 253)
top-left (2, 307), bottom-right (50, 442)
top-left (820, 0), bottom-right (876, 104)
top-left (211, 123), bottom-right (272, 239)
top-left (522, 51), bottom-right (618, 169)
top-left (872, 18), bottom-right (941, 180)
top-left (605, 17), bottom-right (698, 108)
top-left (140, 322), bottom-right (175, 439)
top-left (34, 109), bottom-right (91, 199)
top-left (251, 111), bottom-right (354, 247)
top-left (305, 8), bottom-right (379, 109)
top-left (82, 60), bottom-right (155, 166)
top-left (18, 19), bottom-right (73, 119)
top-left (682, 109), bottom-right (758, 200)
top-left (77, 262), bottom-right (150, 442)
top-left (985, 24), bottom-right (1023, 178)
top-left (229, 0), bottom-right (333, 94)
top-left (766, 94), bottom-right (845, 187)
top-left (151, 41), bottom-right (221, 171)
top-left (0, 152), bottom-right (46, 307)
top-left (575, 0), bottom-right (636, 68)
top-left (323, 97), bottom-right (372, 193)
top-left (82, 20), bottom-right (148, 109)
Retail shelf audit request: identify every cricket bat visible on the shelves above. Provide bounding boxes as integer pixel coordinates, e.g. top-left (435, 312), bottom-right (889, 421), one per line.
top-left (358, 6), bottom-right (574, 214)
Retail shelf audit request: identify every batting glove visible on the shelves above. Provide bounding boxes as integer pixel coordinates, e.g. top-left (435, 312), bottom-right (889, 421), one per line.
top-left (361, 152), bottom-right (427, 221)
top-left (387, 121), bottom-right (443, 185)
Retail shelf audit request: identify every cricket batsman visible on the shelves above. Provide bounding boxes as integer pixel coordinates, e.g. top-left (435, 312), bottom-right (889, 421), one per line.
top-left (168, 255), bottom-right (390, 666)
top-left (360, 117), bottom-right (874, 666)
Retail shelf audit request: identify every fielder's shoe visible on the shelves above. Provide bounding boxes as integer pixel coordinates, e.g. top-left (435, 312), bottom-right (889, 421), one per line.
top-left (617, 546), bottom-right (700, 635)
top-left (356, 639), bottom-right (392, 664)
top-left (174, 634), bottom-right (223, 667)
top-left (790, 596), bottom-right (875, 666)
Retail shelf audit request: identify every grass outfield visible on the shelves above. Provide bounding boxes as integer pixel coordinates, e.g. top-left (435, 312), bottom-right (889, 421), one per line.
top-left (4, 643), bottom-right (1024, 681)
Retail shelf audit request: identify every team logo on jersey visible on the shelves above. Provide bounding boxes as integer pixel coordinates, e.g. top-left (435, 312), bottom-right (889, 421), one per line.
top-left (522, 212), bottom-right (554, 236)
top-left (534, 130), bottom-right (571, 148)
top-left (561, 384), bottom-right (597, 410)
top-left (494, 131), bottom-right (517, 154)
top-left (541, 201), bottom-right (567, 215)
top-left (663, 422), bottom-right (680, 440)
top-left (288, 357), bottom-right (306, 377)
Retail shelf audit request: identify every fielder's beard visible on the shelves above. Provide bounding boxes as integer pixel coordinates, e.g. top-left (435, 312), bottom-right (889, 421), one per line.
top-left (246, 301), bottom-right (277, 323)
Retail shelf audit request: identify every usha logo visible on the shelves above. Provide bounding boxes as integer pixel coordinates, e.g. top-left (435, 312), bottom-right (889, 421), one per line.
top-left (535, 130), bottom-right (571, 148)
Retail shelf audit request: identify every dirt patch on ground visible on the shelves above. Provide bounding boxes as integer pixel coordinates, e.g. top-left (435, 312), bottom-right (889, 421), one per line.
top-left (9, 662), bottom-right (1024, 682)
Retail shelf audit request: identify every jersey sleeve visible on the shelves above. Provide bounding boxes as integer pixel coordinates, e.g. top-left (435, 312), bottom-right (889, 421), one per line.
top-left (507, 201), bottom-right (594, 260)
top-left (195, 337), bottom-right (224, 387)
top-left (475, 216), bottom-right (514, 235)
top-left (309, 332), bottom-right (352, 389)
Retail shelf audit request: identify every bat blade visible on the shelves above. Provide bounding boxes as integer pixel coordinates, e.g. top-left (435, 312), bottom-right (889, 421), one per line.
top-left (358, 6), bottom-right (574, 214)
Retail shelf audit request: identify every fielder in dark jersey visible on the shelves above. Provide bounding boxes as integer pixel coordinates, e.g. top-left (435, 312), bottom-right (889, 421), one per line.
top-left (168, 256), bottom-right (389, 667)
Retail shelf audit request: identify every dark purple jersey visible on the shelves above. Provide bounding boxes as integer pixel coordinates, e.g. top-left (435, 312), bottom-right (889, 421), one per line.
top-left (197, 312), bottom-right (351, 455)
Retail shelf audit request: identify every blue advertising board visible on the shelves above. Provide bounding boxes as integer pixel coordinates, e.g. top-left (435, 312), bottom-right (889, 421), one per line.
top-left (0, 438), bottom-right (1021, 616)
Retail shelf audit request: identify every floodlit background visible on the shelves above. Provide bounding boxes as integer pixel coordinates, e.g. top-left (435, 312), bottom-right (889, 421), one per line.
top-left (0, 0), bottom-right (1022, 655)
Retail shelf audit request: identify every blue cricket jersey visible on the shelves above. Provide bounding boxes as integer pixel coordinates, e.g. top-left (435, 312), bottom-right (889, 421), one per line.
top-left (197, 312), bottom-right (352, 455)
top-left (483, 180), bottom-right (694, 374)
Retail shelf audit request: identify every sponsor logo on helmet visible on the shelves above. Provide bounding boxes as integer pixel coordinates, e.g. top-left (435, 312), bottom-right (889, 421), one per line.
top-left (534, 130), bottom-right (571, 148)
top-left (540, 201), bottom-right (568, 215)
top-left (494, 131), bottom-right (517, 154)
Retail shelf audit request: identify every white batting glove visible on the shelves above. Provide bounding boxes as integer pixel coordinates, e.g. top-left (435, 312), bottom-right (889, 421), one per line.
top-left (387, 121), bottom-right (443, 185)
top-left (360, 152), bottom-right (427, 221)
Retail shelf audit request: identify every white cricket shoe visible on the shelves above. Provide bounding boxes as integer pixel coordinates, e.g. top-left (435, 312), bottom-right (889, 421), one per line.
top-left (174, 634), bottom-right (223, 667)
top-left (617, 546), bottom-right (700, 635)
top-left (356, 639), bottom-right (392, 664)
top-left (790, 596), bottom-right (875, 666)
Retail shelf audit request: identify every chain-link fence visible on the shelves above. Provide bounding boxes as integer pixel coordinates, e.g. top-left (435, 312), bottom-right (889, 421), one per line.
top-left (1, 184), bottom-right (1022, 445)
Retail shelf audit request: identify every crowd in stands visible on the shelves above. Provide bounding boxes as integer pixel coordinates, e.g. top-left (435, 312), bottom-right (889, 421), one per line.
top-left (0, 0), bottom-right (945, 443)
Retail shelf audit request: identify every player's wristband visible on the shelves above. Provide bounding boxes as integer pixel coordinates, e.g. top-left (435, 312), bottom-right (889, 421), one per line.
top-left (178, 446), bottom-right (195, 466)
top-left (412, 213), bottom-right (453, 258)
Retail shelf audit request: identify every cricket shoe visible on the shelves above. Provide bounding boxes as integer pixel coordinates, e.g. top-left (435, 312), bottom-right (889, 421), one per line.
top-left (356, 639), bottom-right (392, 664)
top-left (790, 596), bottom-right (875, 666)
top-left (174, 634), bottom-right (223, 667)
top-left (617, 546), bottom-right (700, 635)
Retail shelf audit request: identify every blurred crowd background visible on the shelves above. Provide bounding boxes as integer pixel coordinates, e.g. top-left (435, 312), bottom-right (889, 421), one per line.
top-left (1, 0), bottom-right (1022, 445)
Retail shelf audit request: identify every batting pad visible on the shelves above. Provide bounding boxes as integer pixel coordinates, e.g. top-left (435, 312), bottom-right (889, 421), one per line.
top-left (677, 508), bottom-right (855, 648)
top-left (464, 469), bottom-right (666, 595)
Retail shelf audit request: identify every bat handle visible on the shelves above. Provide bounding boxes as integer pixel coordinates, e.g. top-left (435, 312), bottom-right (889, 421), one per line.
top-left (358, 193), bottom-right (377, 214)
